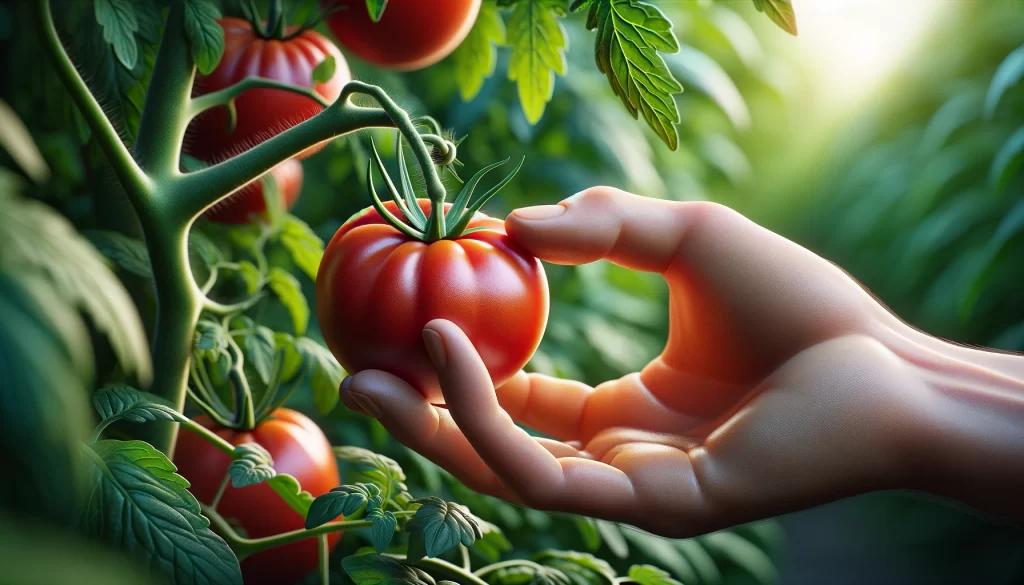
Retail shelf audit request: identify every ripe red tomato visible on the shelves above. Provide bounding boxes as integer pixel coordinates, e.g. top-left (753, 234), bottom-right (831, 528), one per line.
top-left (174, 409), bottom-right (341, 585)
top-left (322, 0), bottom-right (481, 71)
top-left (204, 158), bottom-right (304, 224)
top-left (187, 17), bottom-right (350, 162)
top-left (316, 200), bottom-right (548, 404)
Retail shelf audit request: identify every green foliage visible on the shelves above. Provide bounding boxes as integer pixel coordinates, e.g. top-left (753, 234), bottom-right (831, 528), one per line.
top-left (365, 0), bottom-right (389, 23)
top-left (453, 0), bottom-right (507, 101)
top-left (313, 55), bottom-right (338, 85)
top-left (507, 0), bottom-right (568, 124)
top-left (267, 472), bottom-right (316, 515)
top-left (406, 497), bottom-right (483, 561)
top-left (268, 266), bottom-right (309, 334)
top-left (750, 0), bottom-right (796, 36)
top-left (183, 0), bottom-right (224, 75)
top-left (228, 442), bottom-right (277, 488)
top-left (343, 554), bottom-right (436, 585)
top-left (306, 483), bottom-right (384, 529)
top-left (92, 385), bottom-right (184, 425)
top-left (83, 440), bottom-right (243, 585)
top-left (572, 0), bottom-right (683, 150)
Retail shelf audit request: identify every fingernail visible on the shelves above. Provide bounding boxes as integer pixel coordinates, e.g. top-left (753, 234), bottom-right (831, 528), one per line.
top-left (512, 205), bottom-right (566, 221)
top-left (348, 392), bottom-right (381, 419)
top-left (340, 375), bottom-right (352, 394)
top-left (422, 328), bottom-right (448, 368)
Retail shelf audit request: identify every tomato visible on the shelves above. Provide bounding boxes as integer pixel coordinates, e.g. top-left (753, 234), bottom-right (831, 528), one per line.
top-left (316, 200), bottom-right (548, 404)
top-left (173, 409), bottom-right (341, 585)
top-left (186, 17), bottom-right (350, 162)
top-left (204, 158), bottom-right (304, 224)
top-left (322, 0), bottom-right (481, 71)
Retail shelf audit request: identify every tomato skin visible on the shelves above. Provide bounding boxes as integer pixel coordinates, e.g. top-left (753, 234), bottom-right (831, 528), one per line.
top-left (187, 18), bottom-right (350, 162)
top-left (322, 0), bottom-right (481, 71)
top-left (204, 158), bottom-right (304, 224)
top-left (173, 409), bottom-right (341, 585)
top-left (316, 200), bottom-right (549, 404)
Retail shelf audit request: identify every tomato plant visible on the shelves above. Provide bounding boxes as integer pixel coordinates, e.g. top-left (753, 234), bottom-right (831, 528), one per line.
top-left (205, 158), bottom-right (304, 224)
top-left (322, 0), bottom-right (480, 71)
top-left (187, 16), bottom-right (350, 163)
top-left (175, 409), bottom-right (340, 585)
top-left (318, 199), bottom-right (548, 403)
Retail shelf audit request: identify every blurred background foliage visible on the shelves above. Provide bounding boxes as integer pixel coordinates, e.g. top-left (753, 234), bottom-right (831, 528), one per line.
top-left (2, 0), bottom-right (1023, 583)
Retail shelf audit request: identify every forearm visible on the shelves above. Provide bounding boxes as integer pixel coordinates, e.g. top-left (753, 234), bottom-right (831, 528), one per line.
top-left (904, 336), bottom-right (1024, 523)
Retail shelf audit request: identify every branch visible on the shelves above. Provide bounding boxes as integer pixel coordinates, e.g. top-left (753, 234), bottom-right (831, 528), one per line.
top-left (203, 293), bottom-right (266, 315)
top-left (33, 0), bottom-right (151, 198)
top-left (190, 77), bottom-right (331, 119)
top-left (171, 100), bottom-right (394, 220)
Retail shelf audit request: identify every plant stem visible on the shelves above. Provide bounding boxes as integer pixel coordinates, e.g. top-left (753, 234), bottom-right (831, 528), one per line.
top-left (319, 535), bottom-right (330, 585)
top-left (460, 544), bottom-right (471, 571)
top-left (203, 293), bottom-right (266, 315)
top-left (33, 0), bottom-right (151, 200)
top-left (210, 470), bottom-right (232, 510)
top-left (407, 557), bottom-right (492, 585)
top-left (178, 415), bottom-right (237, 456)
top-left (133, 3), bottom-right (196, 177)
top-left (473, 560), bottom-right (546, 578)
top-left (190, 77), bottom-right (331, 117)
top-left (173, 103), bottom-right (393, 219)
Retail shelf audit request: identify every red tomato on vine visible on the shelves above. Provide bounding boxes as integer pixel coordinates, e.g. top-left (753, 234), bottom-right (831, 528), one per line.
top-left (174, 409), bottom-right (341, 585)
top-left (186, 17), bottom-right (350, 163)
top-left (316, 143), bottom-right (547, 404)
top-left (322, 0), bottom-right (481, 71)
top-left (204, 158), bottom-right (304, 224)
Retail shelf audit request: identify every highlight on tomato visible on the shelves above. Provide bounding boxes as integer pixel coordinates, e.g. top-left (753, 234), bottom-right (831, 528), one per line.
top-left (186, 7), bottom-right (350, 164)
top-left (316, 137), bottom-right (548, 404)
top-left (204, 158), bottom-right (304, 224)
top-left (174, 409), bottom-right (340, 585)
top-left (322, 0), bottom-right (481, 71)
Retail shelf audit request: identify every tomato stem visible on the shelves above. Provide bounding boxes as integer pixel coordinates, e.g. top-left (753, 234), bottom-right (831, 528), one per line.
top-left (210, 470), bottom-right (232, 510)
top-left (318, 535), bottom-right (330, 585)
top-left (190, 77), bottom-right (331, 119)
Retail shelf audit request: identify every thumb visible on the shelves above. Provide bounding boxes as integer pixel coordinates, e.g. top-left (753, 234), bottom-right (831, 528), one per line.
top-left (504, 187), bottom-right (693, 273)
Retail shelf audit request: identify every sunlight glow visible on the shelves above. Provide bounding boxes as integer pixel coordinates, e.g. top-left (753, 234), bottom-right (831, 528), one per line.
top-left (793, 0), bottom-right (951, 108)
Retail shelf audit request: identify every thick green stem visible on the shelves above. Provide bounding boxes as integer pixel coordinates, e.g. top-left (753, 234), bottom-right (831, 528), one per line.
top-left (133, 3), bottom-right (196, 177)
top-left (33, 0), bottom-right (151, 200)
top-left (137, 217), bottom-right (203, 455)
top-left (189, 77), bottom-right (330, 118)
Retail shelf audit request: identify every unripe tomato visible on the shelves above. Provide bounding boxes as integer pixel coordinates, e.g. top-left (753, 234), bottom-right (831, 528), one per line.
top-left (186, 17), bottom-right (350, 162)
top-left (174, 409), bottom-right (341, 585)
top-left (316, 200), bottom-right (548, 404)
top-left (322, 0), bottom-right (481, 71)
top-left (204, 158), bottom-right (304, 224)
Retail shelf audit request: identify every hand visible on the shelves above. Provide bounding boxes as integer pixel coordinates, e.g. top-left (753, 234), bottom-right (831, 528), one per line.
top-left (341, 187), bottom-right (1024, 537)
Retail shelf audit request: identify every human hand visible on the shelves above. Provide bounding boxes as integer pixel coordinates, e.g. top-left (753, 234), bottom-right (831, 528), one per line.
top-left (341, 187), bottom-right (1024, 536)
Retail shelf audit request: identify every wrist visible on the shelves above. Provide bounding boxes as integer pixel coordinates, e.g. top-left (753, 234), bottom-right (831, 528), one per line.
top-left (886, 327), bottom-right (1024, 520)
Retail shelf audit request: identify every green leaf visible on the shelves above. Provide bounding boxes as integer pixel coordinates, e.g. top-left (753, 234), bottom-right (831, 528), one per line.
top-left (621, 530), bottom-right (697, 584)
top-left (94, 0), bottom-right (139, 69)
top-left (333, 446), bottom-right (408, 501)
top-left (472, 520), bottom-right (513, 562)
top-left (92, 385), bottom-right (185, 425)
top-left (194, 318), bottom-right (230, 359)
top-left (366, 0), bottom-right (389, 22)
top-left (85, 230), bottom-right (151, 278)
top-left (698, 531), bottom-right (777, 584)
top-left (453, 0), bottom-right (506, 101)
top-left (0, 99), bottom-right (50, 183)
top-left (236, 260), bottom-right (263, 295)
top-left (535, 551), bottom-right (617, 585)
top-left (312, 55), bottom-right (337, 84)
top-left (0, 193), bottom-right (151, 381)
top-left (985, 45), bottom-right (1024, 119)
top-left (579, 0), bottom-right (683, 150)
top-left (0, 274), bottom-right (92, 525)
top-left (406, 497), bottom-right (483, 561)
top-left (189, 229), bottom-right (224, 272)
top-left (83, 440), bottom-right (243, 585)
top-left (595, 521), bottom-right (628, 558)
top-left (990, 125), bottom-right (1024, 194)
top-left (368, 509), bottom-right (398, 553)
top-left (751, 0), bottom-right (797, 36)
top-left (295, 337), bottom-right (344, 414)
top-left (625, 566), bottom-right (681, 585)
top-left (240, 326), bottom-right (276, 384)
top-left (572, 517), bottom-right (601, 551)
top-left (305, 483), bottom-right (383, 529)
top-left (343, 554), bottom-right (436, 585)
top-left (268, 267), bottom-right (309, 334)
top-left (229, 443), bottom-right (277, 488)
top-left (183, 0), bottom-right (225, 75)
top-left (267, 473), bottom-right (315, 516)
top-left (487, 566), bottom-right (572, 585)
top-left (507, 0), bottom-right (568, 123)
top-left (280, 215), bottom-right (325, 280)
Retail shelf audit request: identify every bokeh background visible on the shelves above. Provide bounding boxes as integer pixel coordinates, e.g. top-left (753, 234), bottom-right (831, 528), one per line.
top-left (2, 0), bottom-right (1023, 584)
